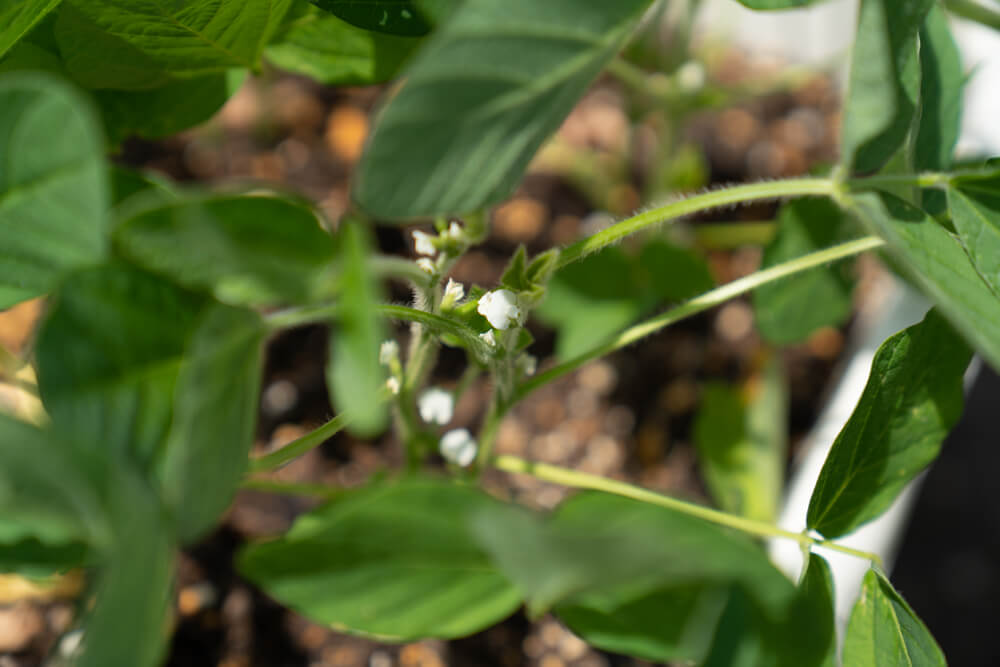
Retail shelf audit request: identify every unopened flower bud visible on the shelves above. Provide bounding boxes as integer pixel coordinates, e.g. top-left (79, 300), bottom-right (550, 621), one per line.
top-left (412, 230), bottom-right (436, 256)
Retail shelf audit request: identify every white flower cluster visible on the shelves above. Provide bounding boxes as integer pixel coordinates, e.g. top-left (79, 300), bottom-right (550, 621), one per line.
top-left (439, 428), bottom-right (477, 467)
top-left (477, 289), bottom-right (523, 330)
top-left (418, 387), bottom-right (454, 425)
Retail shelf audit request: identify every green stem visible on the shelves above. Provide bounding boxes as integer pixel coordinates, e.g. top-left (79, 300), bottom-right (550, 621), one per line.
top-left (847, 172), bottom-right (950, 190)
top-left (492, 455), bottom-right (884, 567)
top-left (517, 236), bottom-right (884, 402)
top-left (240, 478), bottom-right (344, 499)
top-left (370, 255), bottom-right (432, 287)
top-left (266, 304), bottom-right (487, 358)
top-left (250, 414), bottom-right (349, 472)
top-left (558, 178), bottom-right (835, 268)
top-left (945, 0), bottom-right (1000, 31)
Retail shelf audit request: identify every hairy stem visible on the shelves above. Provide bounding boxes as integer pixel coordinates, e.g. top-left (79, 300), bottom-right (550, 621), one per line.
top-left (557, 178), bottom-right (835, 268)
top-left (492, 455), bottom-right (884, 567)
top-left (517, 236), bottom-right (884, 402)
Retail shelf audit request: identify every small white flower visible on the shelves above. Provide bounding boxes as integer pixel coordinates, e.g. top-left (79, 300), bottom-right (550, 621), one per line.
top-left (440, 428), bottom-right (477, 467)
top-left (385, 377), bottom-right (401, 395)
top-left (442, 279), bottom-right (465, 308)
top-left (479, 330), bottom-right (497, 348)
top-left (412, 230), bottom-right (437, 256)
top-left (379, 340), bottom-right (399, 365)
top-left (518, 354), bottom-right (537, 376)
top-left (416, 258), bottom-right (435, 274)
top-left (477, 289), bottom-right (523, 330)
top-left (676, 61), bottom-right (705, 93)
top-left (447, 221), bottom-right (463, 239)
top-left (418, 387), bottom-right (454, 425)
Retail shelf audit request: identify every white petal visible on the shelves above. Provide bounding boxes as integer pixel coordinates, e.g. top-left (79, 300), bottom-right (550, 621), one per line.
top-left (379, 340), bottom-right (399, 365)
top-left (444, 279), bottom-right (465, 302)
top-left (412, 230), bottom-right (436, 256)
top-left (417, 258), bottom-right (435, 274)
top-left (477, 289), bottom-right (522, 330)
top-left (440, 429), bottom-right (477, 467)
top-left (479, 330), bottom-right (497, 347)
top-left (418, 387), bottom-right (454, 425)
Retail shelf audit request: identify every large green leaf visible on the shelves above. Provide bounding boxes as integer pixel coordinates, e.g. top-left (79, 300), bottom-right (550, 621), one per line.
top-left (558, 584), bottom-right (730, 664)
top-left (54, 0), bottom-right (293, 89)
top-left (752, 199), bottom-right (855, 345)
top-left (843, 569), bottom-right (945, 666)
top-left (310, 0), bottom-right (458, 36)
top-left (266, 6), bottom-right (421, 85)
top-left (807, 310), bottom-right (970, 538)
top-left (114, 194), bottom-right (338, 306)
top-left (0, 412), bottom-right (109, 552)
top-left (840, 0), bottom-right (933, 173)
top-left (238, 478), bottom-right (522, 640)
top-left (847, 189), bottom-right (1000, 369)
top-left (95, 73), bottom-right (236, 144)
top-left (353, 0), bottom-right (651, 218)
top-left (328, 221), bottom-right (386, 436)
top-left (77, 472), bottom-right (175, 667)
top-left (470, 491), bottom-right (797, 618)
top-left (0, 0), bottom-right (61, 58)
top-left (914, 5), bottom-right (963, 173)
top-left (159, 304), bottom-right (265, 543)
top-left (693, 357), bottom-right (787, 523)
top-left (35, 263), bottom-right (206, 468)
top-left (946, 173), bottom-right (1000, 298)
top-left (0, 72), bottom-right (108, 308)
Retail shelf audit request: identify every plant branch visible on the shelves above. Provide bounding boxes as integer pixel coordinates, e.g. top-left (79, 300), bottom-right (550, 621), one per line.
top-left (517, 236), bottom-right (884, 402)
top-left (250, 414), bottom-right (349, 472)
top-left (557, 178), bottom-right (836, 268)
top-left (266, 303), bottom-right (488, 358)
top-left (944, 0), bottom-right (1000, 31)
top-left (240, 478), bottom-right (344, 498)
top-left (492, 455), bottom-right (884, 567)
top-left (847, 171), bottom-right (950, 190)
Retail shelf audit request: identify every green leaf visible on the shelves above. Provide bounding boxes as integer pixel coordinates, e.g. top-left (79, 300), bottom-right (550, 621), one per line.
top-left (946, 174), bottom-right (1000, 299)
top-left (266, 7), bottom-right (421, 84)
top-left (353, 0), bottom-right (651, 218)
top-left (558, 584), bottom-right (730, 664)
top-left (534, 247), bottom-right (643, 359)
top-left (807, 309), bottom-right (970, 538)
top-left (847, 189), bottom-right (1000, 369)
top-left (54, 0), bottom-right (294, 90)
top-left (637, 239), bottom-right (715, 303)
top-left (840, 0), bottom-right (933, 173)
top-left (310, 0), bottom-right (459, 36)
top-left (843, 569), bottom-right (945, 666)
top-left (703, 554), bottom-right (835, 667)
top-left (0, 72), bottom-right (108, 308)
top-left (35, 263), bottom-right (206, 469)
top-left (95, 73), bottom-right (235, 144)
top-left (914, 5), bottom-right (963, 172)
top-left (470, 491), bottom-right (797, 618)
top-left (238, 477), bottom-right (522, 640)
top-left (328, 221), bottom-right (387, 436)
top-left (0, 412), bottom-right (109, 552)
top-left (114, 194), bottom-right (338, 306)
top-left (693, 357), bottom-right (787, 523)
top-left (77, 472), bottom-right (175, 667)
top-left (159, 304), bottom-right (265, 543)
top-left (0, 0), bottom-right (61, 58)
top-left (752, 199), bottom-right (855, 345)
